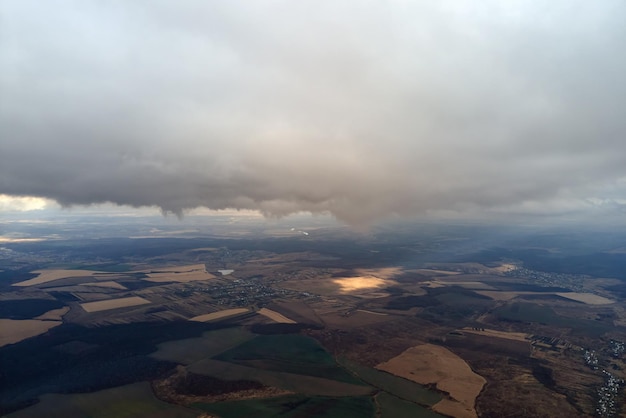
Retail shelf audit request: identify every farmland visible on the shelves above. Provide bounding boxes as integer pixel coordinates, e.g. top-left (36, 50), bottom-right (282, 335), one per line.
top-left (2, 221), bottom-right (626, 417)
top-left (377, 344), bottom-right (486, 418)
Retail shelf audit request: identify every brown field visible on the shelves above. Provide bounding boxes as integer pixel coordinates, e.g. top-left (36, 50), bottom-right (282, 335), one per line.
top-left (190, 308), bottom-right (250, 322)
top-left (356, 309), bottom-right (388, 316)
top-left (428, 280), bottom-right (495, 290)
top-left (354, 267), bottom-right (403, 279)
top-left (0, 319), bottom-right (61, 347)
top-left (79, 296), bottom-right (151, 312)
top-left (556, 292), bottom-right (615, 305)
top-left (476, 290), bottom-right (546, 300)
top-left (35, 306), bottom-right (70, 320)
top-left (257, 308), bottom-right (296, 324)
top-left (12, 269), bottom-right (99, 287)
top-left (82, 281), bottom-right (127, 289)
top-left (377, 343), bottom-right (486, 418)
top-left (267, 301), bottom-right (323, 326)
top-left (460, 327), bottom-right (529, 342)
top-left (144, 264), bottom-right (217, 283)
top-left (318, 309), bottom-right (396, 329)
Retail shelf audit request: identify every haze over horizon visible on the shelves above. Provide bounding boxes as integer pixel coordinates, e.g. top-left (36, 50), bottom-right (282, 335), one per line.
top-left (1, 1), bottom-right (625, 225)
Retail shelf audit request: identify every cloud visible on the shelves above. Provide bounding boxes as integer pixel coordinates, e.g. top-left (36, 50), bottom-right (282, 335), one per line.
top-left (1, 1), bottom-right (625, 224)
top-left (0, 194), bottom-right (50, 212)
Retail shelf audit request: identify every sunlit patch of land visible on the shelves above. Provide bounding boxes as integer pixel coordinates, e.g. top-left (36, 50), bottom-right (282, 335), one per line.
top-left (190, 308), bottom-right (250, 322)
top-left (79, 296), bottom-right (151, 312)
top-left (556, 292), bottom-right (615, 305)
top-left (12, 269), bottom-right (99, 287)
top-left (144, 264), bottom-right (216, 283)
top-left (82, 281), bottom-right (127, 289)
top-left (0, 319), bottom-right (61, 347)
top-left (460, 327), bottom-right (529, 342)
top-left (34, 306), bottom-right (70, 321)
top-left (330, 267), bottom-right (401, 293)
top-left (377, 343), bottom-right (486, 418)
top-left (332, 276), bottom-right (388, 292)
top-left (257, 308), bottom-right (296, 324)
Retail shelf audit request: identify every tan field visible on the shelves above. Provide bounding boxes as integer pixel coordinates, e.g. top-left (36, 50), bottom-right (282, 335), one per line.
top-left (144, 264), bottom-right (216, 283)
top-left (556, 292), bottom-right (615, 305)
top-left (377, 343), bottom-right (486, 418)
top-left (35, 306), bottom-right (70, 321)
top-left (82, 281), bottom-right (127, 289)
top-left (80, 296), bottom-right (151, 313)
top-left (461, 327), bottom-right (529, 342)
top-left (12, 269), bottom-right (99, 287)
top-left (257, 308), bottom-right (296, 324)
top-left (0, 319), bottom-right (61, 347)
top-left (190, 308), bottom-right (250, 322)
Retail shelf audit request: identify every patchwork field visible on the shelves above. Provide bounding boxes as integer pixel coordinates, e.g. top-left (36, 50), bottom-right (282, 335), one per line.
top-left (476, 290), bottom-right (545, 300)
top-left (82, 281), bottom-right (128, 289)
top-left (80, 296), bottom-right (151, 312)
top-left (556, 292), bottom-right (615, 305)
top-left (190, 359), bottom-right (372, 397)
top-left (339, 359), bottom-right (442, 407)
top-left (460, 327), bottom-right (529, 342)
top-left (12, 269), bottom-right (99, 287)
top-left (190, 308), bottom-right (250, 322)
top-left (215, 334), bottom-right (361, 384)
top-left (0, 319), bottom-right (62, 347)
top-left (377, 344), bottom-right (486, 418)
top-left (34, 306), bottom-right (70, 320)
top-left (144, 264), bottom-right (216, 283)
top-left (257, 308), bottom-right (296, 324)
top-left (150, 327), bottom-right (256, 364)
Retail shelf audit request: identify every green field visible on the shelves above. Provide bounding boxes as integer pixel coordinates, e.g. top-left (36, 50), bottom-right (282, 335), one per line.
top-left (495, 302), bottom-right (611, 337)
top-left (189, 359), bottom-right (372, 396)
top-left (215, 334), bottom-right (362, 384)
top-left (339, 359), bottom-right (442, 406)
top-left (377, 392), bottom-right (446, 418)
top-left (5, 382), bottom-right (198, 418)
top-left (194, 394), bottom-right (375, 418)
top-left (150, 327), bottom-right (256, 364)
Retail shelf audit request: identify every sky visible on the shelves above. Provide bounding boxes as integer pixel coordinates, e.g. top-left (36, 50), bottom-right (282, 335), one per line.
top-left (1, 1), bottom-right (625, 225)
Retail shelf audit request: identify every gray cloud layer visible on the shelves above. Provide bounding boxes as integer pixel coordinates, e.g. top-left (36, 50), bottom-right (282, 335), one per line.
top-left (1, 1), bottom-right (625, 224)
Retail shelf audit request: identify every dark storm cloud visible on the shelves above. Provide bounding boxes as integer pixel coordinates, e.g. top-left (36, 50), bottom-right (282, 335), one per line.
top-left (1, 1), bottom-right (625, 224)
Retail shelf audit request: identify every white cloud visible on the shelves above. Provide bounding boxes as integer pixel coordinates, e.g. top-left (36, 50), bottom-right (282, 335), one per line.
top-left (1, 1), bottom-right (625, 225)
